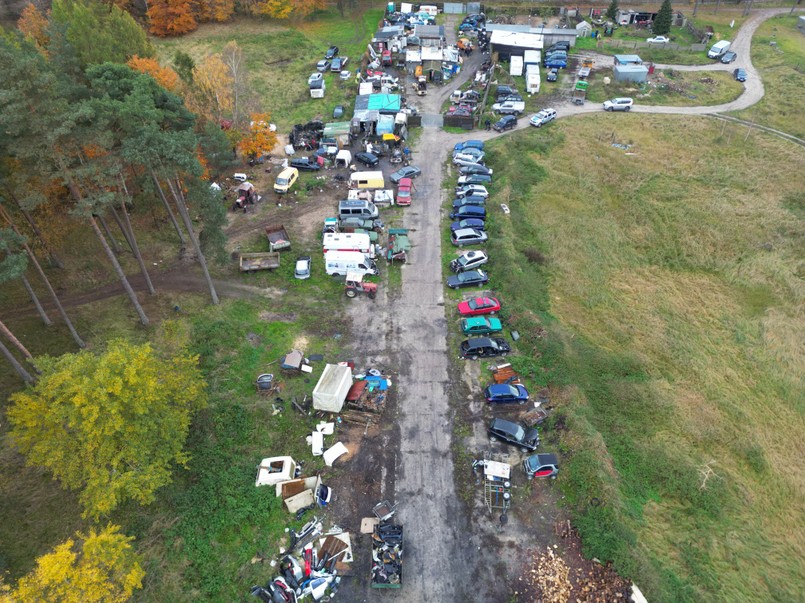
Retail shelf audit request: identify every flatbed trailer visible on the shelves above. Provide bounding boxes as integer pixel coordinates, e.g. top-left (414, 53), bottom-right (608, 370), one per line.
top-left (239, 252), bottom-right (280, 272)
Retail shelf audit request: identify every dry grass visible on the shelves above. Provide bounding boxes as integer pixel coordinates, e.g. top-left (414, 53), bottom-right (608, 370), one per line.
top-left (485, 113), bottom-right (805, 602)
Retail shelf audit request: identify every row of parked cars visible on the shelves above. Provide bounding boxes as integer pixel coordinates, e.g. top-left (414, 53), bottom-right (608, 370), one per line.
top-left (446, 144), bottom-right (558, 477)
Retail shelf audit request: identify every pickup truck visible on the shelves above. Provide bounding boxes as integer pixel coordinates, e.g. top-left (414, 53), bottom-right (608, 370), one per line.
top-left (265, 224), bottom-right (291, 252)
top-left (239, 252), bottom-right (280, 272)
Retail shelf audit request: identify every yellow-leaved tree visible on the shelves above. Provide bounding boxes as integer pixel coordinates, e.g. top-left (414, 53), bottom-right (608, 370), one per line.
top-left (187, 53), bottom-right (234, 125)
top-left (17, 3), bottom-right (50, 49)
top-left (127, 55), bottom-right (181, 93)
top-left (7, 340), bottom-right (207, 520)
top-left (0, 525), bottom-right (144, 603)
top-left (253, 0), bottom-right (326, 19)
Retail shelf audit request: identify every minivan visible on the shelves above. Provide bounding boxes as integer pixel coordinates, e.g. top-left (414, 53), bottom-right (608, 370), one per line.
top-left (338, 199), bottom-right (379, 220)
top-left (273, 167), bottom-right (299, 194)
top-left (707, 40), bottom-right (731, 59)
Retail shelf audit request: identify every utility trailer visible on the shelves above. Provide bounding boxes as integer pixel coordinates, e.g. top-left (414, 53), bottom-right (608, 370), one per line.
top-left (239, 252), bottom-right (280, 272)
top-left (265, 224), bottom-right (291, 252)
top-left (571, 80), bottom-right (588, 105)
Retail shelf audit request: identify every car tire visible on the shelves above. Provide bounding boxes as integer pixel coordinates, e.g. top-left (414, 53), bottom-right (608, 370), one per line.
top-left (489, 436), bottom-right (497, 443)
top-left (471, 355), bottom-right (479, 360)
top-left (625, 106), bottom-right (631, 112)
top-left (521, 447), bottom-right (530, 453)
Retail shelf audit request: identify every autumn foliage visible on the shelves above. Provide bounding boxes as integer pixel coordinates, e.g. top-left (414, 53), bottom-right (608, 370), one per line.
top-left (17, 3), bottom-right (50, 49)
top-left (1, 525), bottom-right (144, 603)
top-left (7, 340), bottom-right (207, 519)
top-left (127, 55), bottom-right (181, 92)
top-left (196, 0), bottom-right (236, 22)
top-left (238, 113), bottom-right (279, 159)
top-left (148, 0), bottom-right (197, 36)
top-left (252, 0), bottom-right (326, 19)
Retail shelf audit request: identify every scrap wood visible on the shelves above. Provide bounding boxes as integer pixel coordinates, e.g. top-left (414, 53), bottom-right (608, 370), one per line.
top-left (517, 546), bottom-right (571, 603)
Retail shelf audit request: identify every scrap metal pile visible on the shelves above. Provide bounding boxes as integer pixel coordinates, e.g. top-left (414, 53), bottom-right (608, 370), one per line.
top-left (371, 524), bottom-right (403, 588)
top-left (289, 121), bottom-right (324, 150)
top-left (250, 516), bottom-right (352, 602)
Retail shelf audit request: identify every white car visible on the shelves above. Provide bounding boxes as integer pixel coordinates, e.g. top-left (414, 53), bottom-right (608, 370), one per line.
top-left (308, 73), bottom-right (323, 86)
top-left (455, 185), bottom-right (489, 199)
top-left (529, 108), bottom-right (557, 127)
top-left (603, 97), bottom-right (634, 112)
top-left (454, 151), bottom-right (485, 165)
top-left (646, 35), bottom-right (670, 44)
top-left (491, 100), bottom-right (525, 115)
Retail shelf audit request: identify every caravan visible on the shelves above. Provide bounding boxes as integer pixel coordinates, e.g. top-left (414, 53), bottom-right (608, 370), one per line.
top-left (324, 251), bottom-right (379, 277)
top-left (349, 171), bottom-right (385, 190)
top-left (323, 232), bottom-right (375, 256)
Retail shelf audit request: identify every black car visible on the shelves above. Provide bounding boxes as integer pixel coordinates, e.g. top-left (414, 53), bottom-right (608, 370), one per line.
top-left (546, 69), bottom-right (558, 82)
top-left (456, 174), bottom-right (492, 187)
top-left (459, 164), bottom-right (493, 176)
top-left (332, 105), bottom-right (345, 119)
top-left (495, 85), bottom-right (517, 100)
top-left (460, 337), bottom-right (510, 359)
top-left (451, 195), bottom-right (486, 209)
top-left (449, 205), bottom-right (487, 221)
top-left (497, 94), bottom-right (523, 103)
top-left (447, 269), bottom-right (489, 289)
top-left (290, 157), bottom-right (321, 171)
top-left (325, 45), bottom-right (339, 59)
top-left (734, 68), bottom-right (747, 82)
top-left (450, 218), bottom-right (486, 233)
top-left (488, 418), bottom-right (540, 452)
top-left (547, 41), bottom-right (570, 53)
top-left (355, 152), bottom-right (379, 167)
top-left (492, 115), bottom-right (517, 132)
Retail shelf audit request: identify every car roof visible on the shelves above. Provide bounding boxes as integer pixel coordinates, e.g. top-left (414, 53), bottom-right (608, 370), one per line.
top-left (467, 337), bottom-right (493, 346)
top-left (454, 228), bottom-right (481, 237)
top-left (490, 417), bottom-right (520, 431)
top-left (488, 383), bottom-right (516, 393)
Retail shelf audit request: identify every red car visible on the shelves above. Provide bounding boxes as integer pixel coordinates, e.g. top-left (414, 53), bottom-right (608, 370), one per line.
top-left (397, 177), bottom-right (412, 206)
top-left (458, 296), bottom-right (500, 316)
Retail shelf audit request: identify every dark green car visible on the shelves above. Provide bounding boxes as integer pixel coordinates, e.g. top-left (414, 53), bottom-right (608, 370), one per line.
top-left (461, 316), bottom-right (503, 335)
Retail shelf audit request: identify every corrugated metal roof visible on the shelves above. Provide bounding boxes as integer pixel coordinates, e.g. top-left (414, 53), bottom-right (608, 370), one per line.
top-left (614, 54), bottom-right (643, 64)
top-left (489, 30), bottom-right (544, 50)
top-left (414, 24), bottom-right (445, 38)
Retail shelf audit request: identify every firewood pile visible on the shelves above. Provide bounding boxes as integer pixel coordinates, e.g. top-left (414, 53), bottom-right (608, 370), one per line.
top-left (517, 546), bottom-right (571, 602)
top-left (516, 545), bottom-right (631, 602)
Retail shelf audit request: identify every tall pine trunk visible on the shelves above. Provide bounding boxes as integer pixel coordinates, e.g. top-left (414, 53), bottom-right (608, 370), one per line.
top-left (10, 193), bottom-right (64, 268)
top-left (96, 213), bottom-right (121, 254)
top-left (88, 215), bottom-right (150, 326)
top-left (166, 177), bottom-right (219, 305)
top-left (110, 205), bottom-right (135, 252)
top-left (118, 175), bottom-right (155, 295)
top-left (0, 319), bottom-right (33, 360)
top-left (20, 273), bottom-right (53, 326)
top-left (150, 168), bottom-right (186, 245)
top-left (0, 338), bottom-right (34, 384)
top-left (66, 181), bottom-right (149, 327)
top-left (0, 204), bottom-right (83, 347)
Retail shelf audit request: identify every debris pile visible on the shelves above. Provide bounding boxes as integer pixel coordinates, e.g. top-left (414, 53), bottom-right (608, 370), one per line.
top-left (371, 524), bottom-right (403, 587)
top-left (518, 546), bottom-right (571, 603)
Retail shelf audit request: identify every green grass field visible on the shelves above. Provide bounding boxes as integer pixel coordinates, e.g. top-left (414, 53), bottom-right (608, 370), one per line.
top-left (732, 14), bottom-right (805, 138)
top-left (478, 116), bottom-right (805, 603)
top-left (153, 8), bottom-right (385, 129)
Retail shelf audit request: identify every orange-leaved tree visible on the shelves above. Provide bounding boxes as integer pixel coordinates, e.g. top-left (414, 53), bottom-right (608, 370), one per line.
top-left (250, 0), bottom-right (326, 18)
top-left (17, 3), bottom-right (50, 49)
top-left (127, 55), bottom-right (181, 92)
top-left (196, 0), bottom-right (236, 22)
top-left (147, 0), bottom-right (197, 36)
top-left (0, 525), bottom-right (144, 603)
top-left (238, 113), bottom-right (278, 160)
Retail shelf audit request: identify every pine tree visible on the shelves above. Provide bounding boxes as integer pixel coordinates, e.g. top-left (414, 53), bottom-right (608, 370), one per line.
top-left (653, 0), bottom-right (673, 35)
top-left (605, 0), bottom-right (619, 22)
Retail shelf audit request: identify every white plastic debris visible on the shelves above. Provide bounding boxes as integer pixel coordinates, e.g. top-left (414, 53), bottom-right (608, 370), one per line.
top-left (323, 442), bottom-right (348, 466)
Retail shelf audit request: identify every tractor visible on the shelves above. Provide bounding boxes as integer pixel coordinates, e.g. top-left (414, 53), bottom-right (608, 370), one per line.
top-left (345, 271), bottom-right (377, 300)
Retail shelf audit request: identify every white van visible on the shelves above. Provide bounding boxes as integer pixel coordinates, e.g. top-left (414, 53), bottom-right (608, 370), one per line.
top-left (338, 199), bottom-right (379, 220)
top-left (707, 40), bottom-right (731, 59)
top-left (323, 232), bottom-right (375, 257)
top-left (349, 171), bottom-right (385, 190)
top-left (324, 251), bottom-right (379, 277)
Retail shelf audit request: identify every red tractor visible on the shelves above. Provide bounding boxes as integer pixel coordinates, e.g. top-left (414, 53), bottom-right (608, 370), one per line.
top-left (345, 271), bottom-right (377, 300)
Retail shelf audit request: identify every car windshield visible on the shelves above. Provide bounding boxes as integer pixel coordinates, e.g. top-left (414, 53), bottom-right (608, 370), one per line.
top-left (276, 177), bottom-right (288, 185)
top-left (510, 424), bottom-right (525, 439)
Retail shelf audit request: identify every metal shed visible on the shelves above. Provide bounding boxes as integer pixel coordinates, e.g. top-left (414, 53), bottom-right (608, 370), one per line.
top-left (614, 64), bottom-right (649, 83)
top-left (614, 54), bottom-right (643, 66)
top-left (489, 30), bottom-right (544, 61)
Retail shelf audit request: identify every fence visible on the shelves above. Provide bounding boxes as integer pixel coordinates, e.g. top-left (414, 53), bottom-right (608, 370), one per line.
top-left (604, 39), bottom-right (708, 52)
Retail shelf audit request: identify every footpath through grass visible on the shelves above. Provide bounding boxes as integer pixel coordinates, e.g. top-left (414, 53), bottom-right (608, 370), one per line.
top-left (731, 14), bottom-right (805, 138)
top-left (479, 115), bottom-right (805, 603)
top-left (153, 8), bottom-right (384, 129)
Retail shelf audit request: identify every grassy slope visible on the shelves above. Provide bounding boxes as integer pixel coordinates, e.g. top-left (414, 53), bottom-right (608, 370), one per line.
top-left (153, 8), bottom-right (385, 129)
top-left (731, 15), bottom-right (805, 138)
top-left (480, 116), bottom-right (804, 602)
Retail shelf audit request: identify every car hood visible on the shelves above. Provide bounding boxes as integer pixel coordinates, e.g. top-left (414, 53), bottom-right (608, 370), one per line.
top-left (522, 428), bottom-right (540, 448)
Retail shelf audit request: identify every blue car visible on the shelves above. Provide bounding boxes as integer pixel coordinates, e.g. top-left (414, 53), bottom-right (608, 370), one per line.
top-left (453, 140), bottom-right (485, 153)
top-left (484, 383), bottom-right (529, 404)
top-left (450, 218), bottom-right (486, 233)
